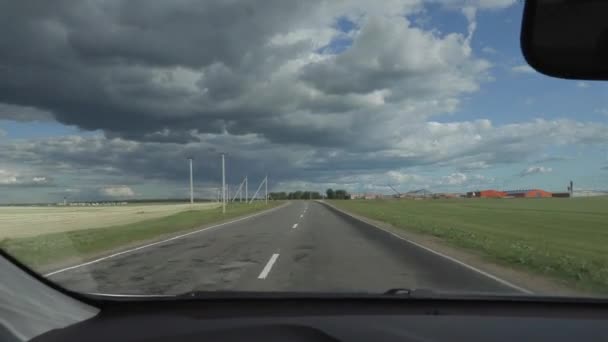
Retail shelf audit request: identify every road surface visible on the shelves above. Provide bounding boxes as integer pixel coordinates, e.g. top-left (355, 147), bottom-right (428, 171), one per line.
top-left (48, 201), bottom-right (523, 295)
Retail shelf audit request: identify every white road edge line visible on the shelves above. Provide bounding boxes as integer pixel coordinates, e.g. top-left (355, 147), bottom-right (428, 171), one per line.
top-left (320, 201), bottom-right (533, 295)
top-left (258, 253), bottom-right (279, 279)
top-left (44, 202), bottom-right (290, 277)
top-left (292, 223), bottom-right (298, 229)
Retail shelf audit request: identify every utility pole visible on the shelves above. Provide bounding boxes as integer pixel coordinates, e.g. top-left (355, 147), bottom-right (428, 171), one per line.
top-left (265, 175), bottom-right (268, 205)
top-left (221, 154), bottom-right (226, 214)
top-left (245, 176), bottom-right (248, 204)
top-left (249, 177), bottom-right (267, 204)
top-left (188, 158), bottom-right (194, 204)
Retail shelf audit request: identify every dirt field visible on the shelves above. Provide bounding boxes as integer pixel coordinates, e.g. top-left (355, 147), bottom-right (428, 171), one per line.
top-left (0, 203), bottom-right (220, 238)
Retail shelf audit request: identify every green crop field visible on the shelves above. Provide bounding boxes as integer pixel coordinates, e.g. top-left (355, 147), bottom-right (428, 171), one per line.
top-left (331, 197), bottom-right (608, 293)
top-left (0, 202), bottom-right (281, 271)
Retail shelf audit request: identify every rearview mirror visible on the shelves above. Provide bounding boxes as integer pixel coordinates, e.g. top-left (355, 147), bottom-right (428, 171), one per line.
top-left (521, 0), bottom-right (608, 80)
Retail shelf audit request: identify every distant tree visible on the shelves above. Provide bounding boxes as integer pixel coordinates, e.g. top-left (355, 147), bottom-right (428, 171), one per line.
top-left (326, 188), bottom-right (335, 199)
top-left (269, 192), bottom-right (287, 200)
top-left (335, 189), bottom-right (349, 200)
top-left (271, 190), bottom-right (327, 200)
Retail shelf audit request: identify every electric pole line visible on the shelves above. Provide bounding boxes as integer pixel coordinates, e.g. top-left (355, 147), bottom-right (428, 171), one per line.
top-left (265, 175), bottom-right (268, 205)
top-left (188, 158), bottom-right (194, 204)
top-left (221, 153), bottom-right (226, 214)
top-left (231, 177), bottom-right (246, 202)
top-left (249, 176), bottom-right (268, 204)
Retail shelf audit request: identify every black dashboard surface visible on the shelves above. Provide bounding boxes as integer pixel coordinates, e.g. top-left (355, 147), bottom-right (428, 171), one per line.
top-left (33, 297), bottom-right (608, 342)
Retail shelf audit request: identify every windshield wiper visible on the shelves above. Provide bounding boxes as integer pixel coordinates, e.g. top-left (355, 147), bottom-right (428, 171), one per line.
top-left (176, 289), bottom-right (438, 299)
top-left (383, 288), bottom-right (438, 298)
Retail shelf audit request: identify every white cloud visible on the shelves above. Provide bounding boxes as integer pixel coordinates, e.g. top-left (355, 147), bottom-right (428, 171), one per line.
top-left (100, 186), bottom-right (135, 197)
top-left (511, 64), bottom-right (535, 74)
top-left (0, 169), bottom-right (19, 185)
top-left (577, 81), bottom-right (590, 88)
top-left (441, 172), bottom-right (468, 185)
top-left (482, 46), bottom-right (497, 54)
top-left (0, 117), bottom-right (606, 196)
top-left (0, 169), bottom-right (53, 186)
top-left (520, 166), bottom-right (552, 177)
top-left (595, 108), bottom-right (608, 117)
top-left (459, 161), bottom-right (490, 171)
top-left (433, 0), bottom-right (517, 10)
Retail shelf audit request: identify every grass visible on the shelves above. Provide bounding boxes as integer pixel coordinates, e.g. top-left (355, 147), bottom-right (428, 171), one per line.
top-left (330, 197), bottom-right (608, 294)
top-left (0, 202), bottom-right (281, 270)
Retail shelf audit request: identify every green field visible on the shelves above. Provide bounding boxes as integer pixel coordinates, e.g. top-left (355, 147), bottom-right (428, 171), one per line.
top-left (0, 202), bottom-right (280, 271)
top-left (330, 197), bottom-right (608, 293)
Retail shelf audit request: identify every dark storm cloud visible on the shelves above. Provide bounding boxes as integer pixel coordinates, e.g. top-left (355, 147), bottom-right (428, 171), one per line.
top-left (0, 0), bottom-right (330, 142)
top-left (0, 0), bottom-right (494, 147)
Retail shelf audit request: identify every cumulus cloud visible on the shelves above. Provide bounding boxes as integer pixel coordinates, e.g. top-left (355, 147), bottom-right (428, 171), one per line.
top-left (576, 81), bottom-right (590, 88)
top-left (438, 173), bottom-right (493, 186)
top-left (0, 0), bottom-right (494, 148)
top-left (511, 64), bottom-right (535, 74)
top-left (0, 117), bottom-right (606, 196)
top-left (100, 186), bottom-right (135, 197)
top-left (0, 169), bottom-right (18, 185)
top-left (0, 169), bottom-right (54, 187)
top-left (520, 166), bottom-right (552, 177)
top-left (441, 173), bottom-right (468, 185)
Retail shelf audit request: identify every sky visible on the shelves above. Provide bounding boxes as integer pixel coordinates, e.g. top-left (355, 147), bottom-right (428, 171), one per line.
top-left (1, 0), bottom-right (607, 203)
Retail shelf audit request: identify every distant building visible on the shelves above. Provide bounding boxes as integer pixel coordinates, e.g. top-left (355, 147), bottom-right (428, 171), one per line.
top-left (467, 190), bottom-right (505, 198)
top-left (467, 189), bottom-right (553, 198)
top-left (433, 193), bottom-right (460, 199)
top-left (349, 193), bottom-right (381, 200)
top-left (504, 189), bottom-right (552, 198)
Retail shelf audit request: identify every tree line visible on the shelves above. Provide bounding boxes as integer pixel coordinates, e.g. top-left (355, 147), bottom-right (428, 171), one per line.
top-left (269, 191), bottom-right (323, 200)
top-left (325, 188), bottom-right (350, 199)
top-left (268, 188), bottom-right (350, 200)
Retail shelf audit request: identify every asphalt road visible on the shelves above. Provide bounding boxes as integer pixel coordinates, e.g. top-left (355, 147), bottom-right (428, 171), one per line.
top-left (48, 201), bottom-right (522, 295)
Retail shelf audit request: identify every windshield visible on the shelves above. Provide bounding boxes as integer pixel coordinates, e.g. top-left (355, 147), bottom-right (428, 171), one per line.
top-left (1, 0), bottom-right (607, 298)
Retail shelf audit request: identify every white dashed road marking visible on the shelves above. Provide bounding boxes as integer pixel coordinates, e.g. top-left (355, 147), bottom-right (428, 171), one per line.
top-left (258, 253), bottom-right (280, 279)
